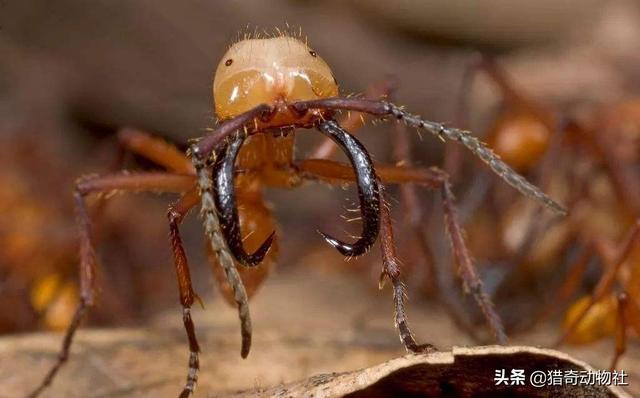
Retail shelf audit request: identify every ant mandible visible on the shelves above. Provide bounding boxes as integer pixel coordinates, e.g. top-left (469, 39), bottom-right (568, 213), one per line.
top-left (30, 33), bottom-right (565, 398)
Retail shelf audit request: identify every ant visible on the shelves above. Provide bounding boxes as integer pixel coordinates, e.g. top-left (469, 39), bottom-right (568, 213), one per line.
top-left (30, 33), bottom-right (564, 398)
top-left (556, 220), bottom-right (640, 370)
top-left (0, 131), bottom-right (170, 334)
top-left (453, 54), bottom-right (640, 369)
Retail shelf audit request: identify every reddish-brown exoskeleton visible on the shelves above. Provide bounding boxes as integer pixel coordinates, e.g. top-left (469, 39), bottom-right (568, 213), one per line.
top-left (31, 34), bottom-right (564, 398)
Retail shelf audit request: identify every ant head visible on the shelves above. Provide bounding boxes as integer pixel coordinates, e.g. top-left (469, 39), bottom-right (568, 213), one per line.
top-left (213, 36), bottom-right (338, 120)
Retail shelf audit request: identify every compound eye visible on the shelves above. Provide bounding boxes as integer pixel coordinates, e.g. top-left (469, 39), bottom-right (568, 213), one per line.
top-left (309, 50), bottom-right (317, 58)
top-left (225, 58), bottom-right (233, 66)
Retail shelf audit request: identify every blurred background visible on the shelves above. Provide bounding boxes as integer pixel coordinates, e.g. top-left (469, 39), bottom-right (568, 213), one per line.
top-left (1, 0), bottom-right (639, 396)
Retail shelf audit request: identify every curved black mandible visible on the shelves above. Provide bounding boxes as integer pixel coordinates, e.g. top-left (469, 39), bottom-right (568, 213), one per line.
top-left (213, 134), bottom-right (275, 267)
top-left (317, 120), bottom-right (380, 257)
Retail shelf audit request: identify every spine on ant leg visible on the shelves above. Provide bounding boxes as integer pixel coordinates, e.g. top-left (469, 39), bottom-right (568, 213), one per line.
top-left (191, 147), bottom-right (252, 358)
top-left (384, 103), bottom-right (567, 215)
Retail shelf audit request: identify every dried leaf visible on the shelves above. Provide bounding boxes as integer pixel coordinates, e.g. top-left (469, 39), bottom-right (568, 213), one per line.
top-left (228, 346), bottom-right (631, 398)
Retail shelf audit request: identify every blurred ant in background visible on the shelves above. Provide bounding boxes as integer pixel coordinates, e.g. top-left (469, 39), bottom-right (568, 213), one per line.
top-left (0, 133), bottom-right (78, 333)
top-left (29, 33), bottom-right (563, 398)
top-left (450, 54), bottom-right (640, 369)
top-left (0, 130), bottom-right (175, 334)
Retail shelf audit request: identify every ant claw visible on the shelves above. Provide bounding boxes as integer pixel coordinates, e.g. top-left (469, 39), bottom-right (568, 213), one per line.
top-left (319, 230), bottom-right (369, 257)
top-left (316, 120), bottom-right (381, 259)
top-left (213, 132), bottom-right (276, 268)
top-left (229, 230), bottom-right (276, 267)
top-left (251, 231), bottom-right (276, 263)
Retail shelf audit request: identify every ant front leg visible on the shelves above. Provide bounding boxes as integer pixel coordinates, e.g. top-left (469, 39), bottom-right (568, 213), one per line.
top-left (288, 153), bottom-right (431, 351)
top-left (29, 172), bottom-right (195, 398)
top-left (295, 158), bottom-right (507, 344)
top-left (168, 188), bottom-right (203, 398)
top-left (378, 184), bottom-right (436, 353)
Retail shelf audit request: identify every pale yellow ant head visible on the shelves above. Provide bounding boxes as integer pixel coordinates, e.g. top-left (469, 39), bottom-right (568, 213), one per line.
top-left (213, 36), bottom-right (339, 120)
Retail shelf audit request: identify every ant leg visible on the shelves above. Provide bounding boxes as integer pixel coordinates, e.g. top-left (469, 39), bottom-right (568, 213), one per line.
top-left (391, 121), bottom-right (483, 341)
top-left (117, 128), bottom-right (194, 173)
top-left (294, 159), bottom-right (507, 343)
top-left (441, 180), bottom-right (507, 343)
top-left (213, 134), bottom-right (275, 266)
top-left (311, 79), bottom-right (396, 159)
top-left (378, 184), bottom-right (436, 353)
top-left (27, 192), bottom-right (96, 398)
top-left (392, 122), bottom-right (486, 341)
top-left (557, 219), bottom-right (640, 345)
top-left (168, 189), bottom-right (203, 398)
top-left (610, 292), bottom-right (629, 371)
top-left (292, 98), bottom-right (566, 215)
top-left (29, 172), bottom-right (195, 398)
top-left (96, 129), bottom-right (195, 226)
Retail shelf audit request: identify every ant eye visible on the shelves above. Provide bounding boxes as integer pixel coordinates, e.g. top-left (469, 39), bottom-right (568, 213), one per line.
top-left (309, 50), bottom-right (317, 57)
top-left (225, 58), bottom-right (233, 66)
